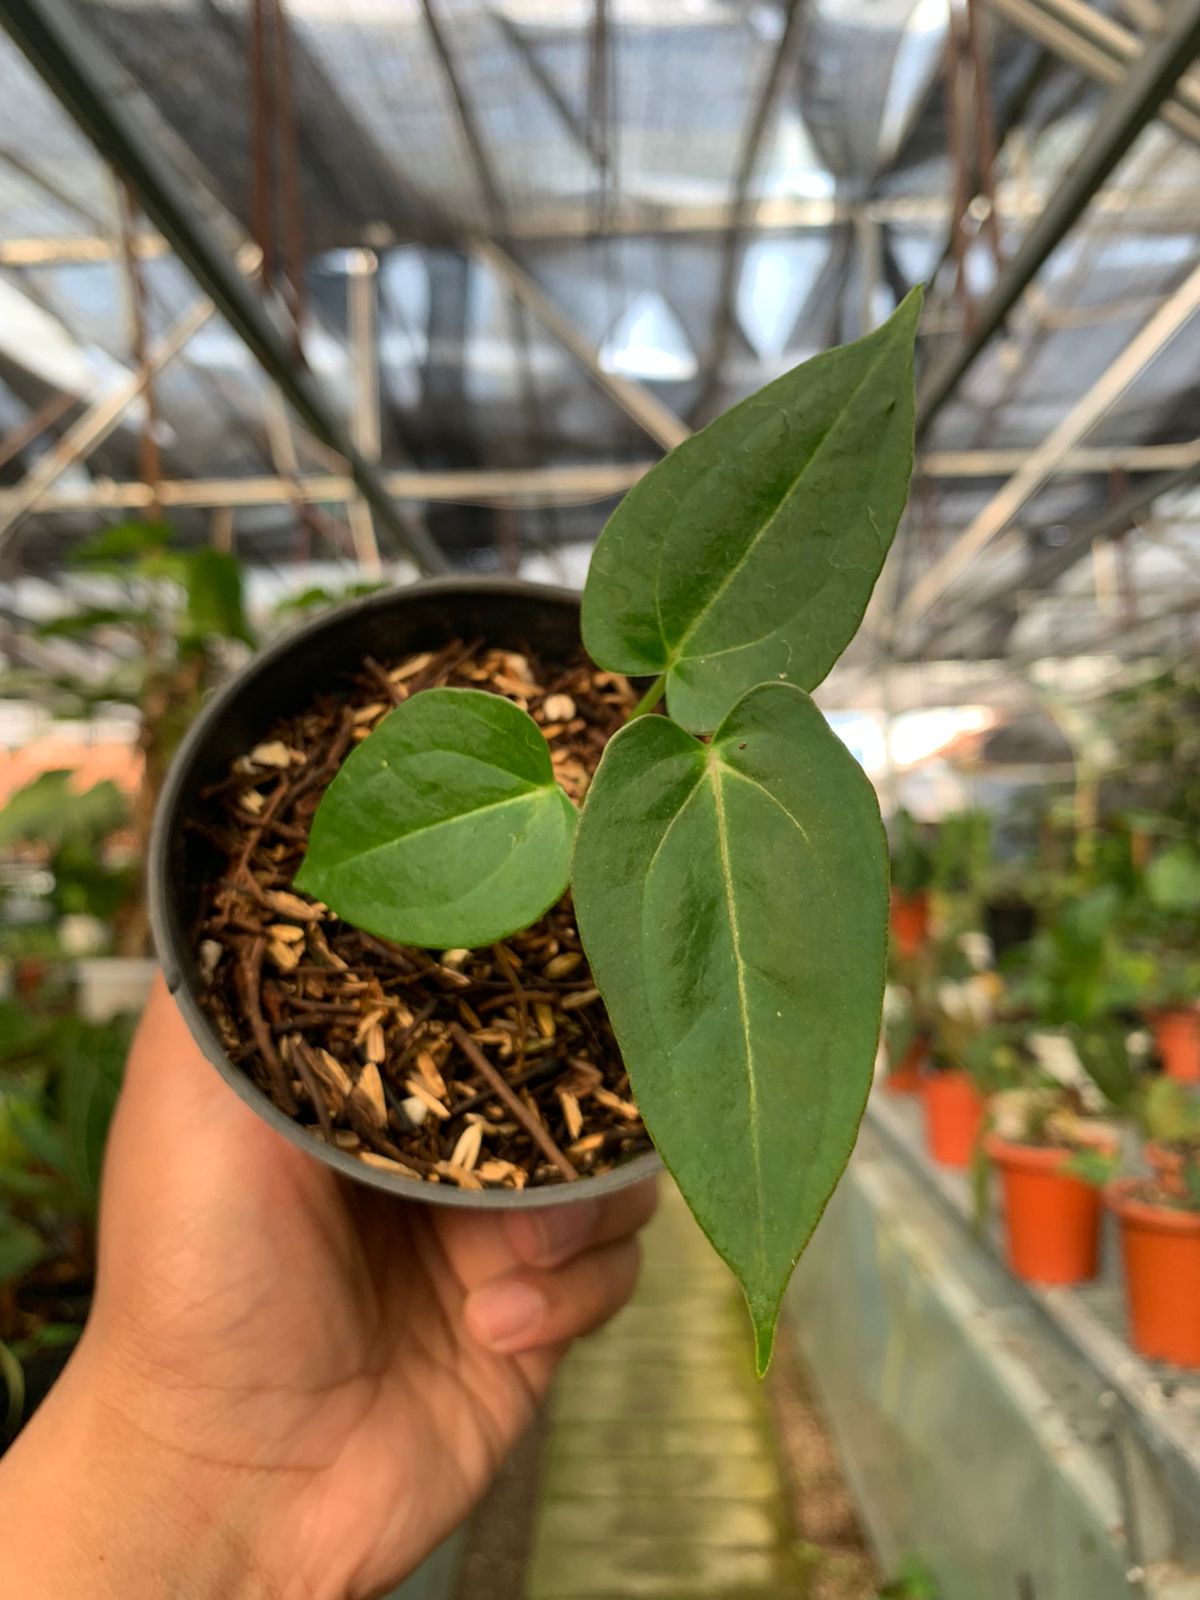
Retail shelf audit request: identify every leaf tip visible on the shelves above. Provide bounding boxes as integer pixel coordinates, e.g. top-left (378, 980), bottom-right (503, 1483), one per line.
top-left (752, 1310), bottom-right (777, 1378)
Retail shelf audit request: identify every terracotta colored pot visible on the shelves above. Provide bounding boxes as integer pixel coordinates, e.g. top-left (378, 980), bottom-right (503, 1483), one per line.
top-left (1152, 1008), bottom-right (1200, 1084)
top-left (886, 1036), bottom-right (928, 1095)
top-left (986, 1134), bottom-right (1110, 1285)
top-left (1108, 1180), bottom-right (1200, 1369)
top-left (889, 889), bottom-right (930, 957)
top-left (923, 1071), bottom-right (985, 1168)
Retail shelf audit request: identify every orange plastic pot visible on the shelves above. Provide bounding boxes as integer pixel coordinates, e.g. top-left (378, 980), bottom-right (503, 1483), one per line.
top-left (923, 1071), bottom-right (984, 1168)
top-left (1109, 1181), bottom-right (1200, 1369)
top-left (889, 889), bottom-right (930, 957)
top-left (886, 1037), bottom-right (928, 1095)
top-left (986, 1134), bottom-right (1110, 1285)
top-left (1152, 1008), bottom-right (1200, 1084)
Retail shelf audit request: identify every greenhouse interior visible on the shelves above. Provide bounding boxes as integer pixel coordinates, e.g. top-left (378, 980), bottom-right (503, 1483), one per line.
top-left (2, 0), bottom-right (1200, 1595)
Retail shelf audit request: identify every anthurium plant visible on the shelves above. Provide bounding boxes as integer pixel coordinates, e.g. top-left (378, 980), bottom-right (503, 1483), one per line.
top-left (296, 290), bottom-right (922, 1368)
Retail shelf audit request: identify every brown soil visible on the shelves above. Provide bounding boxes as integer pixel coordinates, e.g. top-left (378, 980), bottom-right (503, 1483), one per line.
top-left (190, 637), bottom-right (653, 1192)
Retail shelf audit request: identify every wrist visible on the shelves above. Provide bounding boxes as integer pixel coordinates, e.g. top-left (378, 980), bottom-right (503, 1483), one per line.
top-left (0, 1336), bottom-right (289, 1600)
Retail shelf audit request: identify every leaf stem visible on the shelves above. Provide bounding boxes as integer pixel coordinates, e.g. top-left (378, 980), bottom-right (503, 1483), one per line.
top-left (627, 672), bottom-right (667, 721)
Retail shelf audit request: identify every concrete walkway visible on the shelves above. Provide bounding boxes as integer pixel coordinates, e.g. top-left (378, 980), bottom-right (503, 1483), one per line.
top-left (525, 1182), bottom-right (810, 1600)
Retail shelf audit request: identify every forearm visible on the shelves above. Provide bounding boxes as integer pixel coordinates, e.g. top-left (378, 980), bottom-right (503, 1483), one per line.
top-left (1, 1342), bottom-right (285, 1600)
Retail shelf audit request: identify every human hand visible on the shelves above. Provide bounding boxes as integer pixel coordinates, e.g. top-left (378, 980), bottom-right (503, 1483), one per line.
top-left (2, 976), bottom-right (656, 1599)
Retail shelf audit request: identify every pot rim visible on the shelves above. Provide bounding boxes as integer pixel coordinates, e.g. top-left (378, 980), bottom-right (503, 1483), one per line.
top-left (984, 1131), bottom-right (1117, 1172)
top-left (1106, 1178), bottom-right (1200, 1233)
top-left (149, 576), bottom-right (661, 1210)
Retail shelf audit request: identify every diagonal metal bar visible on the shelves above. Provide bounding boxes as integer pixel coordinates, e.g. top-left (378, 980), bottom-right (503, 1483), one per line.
top-left (0, 283), bottom-right (223, 549)
top-left (907, 457), bottom-right (1200, 658)
top-left (918, 0), bottom-right (1200, 438)
top-left (1, 0), bottom-right (448, 573)
top-left (471, 237), bottom-right (691, 451)
top-left (982, 0), bottom-right (1200, 140)
top-left (901, 257), bottom-right (1200, 633)
top-left (688, 0), bottom-right (806, 426)
top-left (489, 9), bottom-right (605, 173)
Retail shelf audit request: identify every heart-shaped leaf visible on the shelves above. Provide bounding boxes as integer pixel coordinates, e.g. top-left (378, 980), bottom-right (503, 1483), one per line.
top-left (581, 288), bottom-right (921, 732)
top-left (572, 683), bottom-right (888, 1370)
top-left (296, 688), bottom-right (577, 949)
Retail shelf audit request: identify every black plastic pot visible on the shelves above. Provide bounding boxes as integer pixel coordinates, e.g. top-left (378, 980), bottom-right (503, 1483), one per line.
top-left (984, 897), bottom-right (1037, 962)
top-left (150, 577), bottom-right (660, 1209)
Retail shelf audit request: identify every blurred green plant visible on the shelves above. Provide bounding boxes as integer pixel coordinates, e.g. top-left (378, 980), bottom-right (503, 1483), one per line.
top-left (272, 579), bottom-right (388, 620)
top-left (889, 808), bottom-right (935, 896)
top-left (931, 808), bottom-right (991, 899)
top-left (23, 520), bottom-right (255, 954)
top-left (0, 771), bottom-right (134, 933)
top-left (0, 997), bottom-right (132, 1442)
top-left (877, 1555), bottom-right (942, 1599)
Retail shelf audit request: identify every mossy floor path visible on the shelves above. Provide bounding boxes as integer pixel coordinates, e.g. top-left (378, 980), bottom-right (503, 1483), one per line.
top-left (524, 1182), bottom-right (818, 1600)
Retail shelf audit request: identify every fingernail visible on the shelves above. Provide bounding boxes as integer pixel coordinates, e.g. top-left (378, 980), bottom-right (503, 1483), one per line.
top-left (468, 1281), bottom-right (546, 1350)
top-left (530, 1200), bottom-right (597, 1264)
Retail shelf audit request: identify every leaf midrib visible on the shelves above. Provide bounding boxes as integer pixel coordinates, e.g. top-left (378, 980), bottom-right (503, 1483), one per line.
top-left (319, 784), bottom-right (555, 868)
top-left (659, 324), bottom-right (902, 671)
top-left (709, 758), bottom-right (767, 1282)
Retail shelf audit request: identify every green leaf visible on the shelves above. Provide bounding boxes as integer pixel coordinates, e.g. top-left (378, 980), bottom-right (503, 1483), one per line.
top-left (37, 606), bottom-right (155, 639)
top-left (0, 773), bottom-right (127, 852)
top-left (0, 1218), bottom-right (47, 1284)
top-left (296, 688), bottom-right (578, 949)
top-left (71, 518), bottom-right (173, 564)
top-left (581, 289), bottom-right (921, 733)
top-left (60, 1019), bottom-right (127, 1208)
top-left (573, 683), bottom-right (888, 1369)
top-left (0, 1339), bottom-right (25, 1440)
top-left (180, 548), bottom-right (254, 646)
top-left (1146, 845), bottom-right (1200, 914)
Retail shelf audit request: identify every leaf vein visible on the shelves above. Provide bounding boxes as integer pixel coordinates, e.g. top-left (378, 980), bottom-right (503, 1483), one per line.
top-left (710, 762), bottom-right (766, 1283)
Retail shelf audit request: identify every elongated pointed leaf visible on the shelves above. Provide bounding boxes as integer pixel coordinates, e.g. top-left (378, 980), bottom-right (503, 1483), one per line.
top-left (573, 684), bottom-right (888, 1369)
top-left (296, 688), bottom-right (577, 949)
top-left (581, 289), bottom-right (921, 733)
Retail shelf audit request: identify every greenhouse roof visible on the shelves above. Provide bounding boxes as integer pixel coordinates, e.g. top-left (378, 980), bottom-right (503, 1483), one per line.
top-left (0, 0), bottom-right (1198, 694)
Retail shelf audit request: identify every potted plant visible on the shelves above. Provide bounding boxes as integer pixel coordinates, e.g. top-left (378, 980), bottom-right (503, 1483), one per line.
top-left (1134, 843), bottom-right (1200, 1081)
top-left (28, 518), bottom-right (255, 966)
top-left (882, 983), bottom-right (926, 1095)
top-left (0, 996), bottom-right (130, 1445)
top-left (889, 809), bottom-right (934, 956)
top-left (981, 861), bottom-right (1038, 962)
top-left (151, 293), bottom-right (922, 1370)
top-left (1137, 1076), bottom-right (1200, 1181)
top-left (1107, 1153), bottom-right (1200, 1369)
top-left (985, 1024), bottom-right (1125, 1286)
top-left (0, 771), bottom-right (148, 1021)
top-left (920, 985), bottom-right (1005, 1170)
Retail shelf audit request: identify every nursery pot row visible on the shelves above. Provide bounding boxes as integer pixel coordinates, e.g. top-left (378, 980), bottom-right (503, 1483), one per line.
top-left (1152, 1007), bottom-right (1200, 1085)
top-left (885, 1036), bottom-right (928, 1095)
top-left (150, 578), bottom-right (661, 1211)
top-left (922, 1071), bottom-right (985, 1168)
top-left (1109, 1183), bottom-right (1200, 1370)
top-left (888, 888), bottom-right (929, 957)
top-left (985, 1134), bottom-right (1111, 1287)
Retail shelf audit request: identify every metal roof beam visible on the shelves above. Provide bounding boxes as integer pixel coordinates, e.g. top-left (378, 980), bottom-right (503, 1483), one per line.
top-left (1, 0), bottom-right (448, 574)
top-left (900, 257), bottom-right (1200, 637)
top-left (918, 0), bottom-right (1200, 439)
top-left (0, 461), bottom-right (655, 516)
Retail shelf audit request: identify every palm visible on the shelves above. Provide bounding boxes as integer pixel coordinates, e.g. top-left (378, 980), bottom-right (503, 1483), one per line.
top-left (90, 981), bottom-right (649, 1597)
